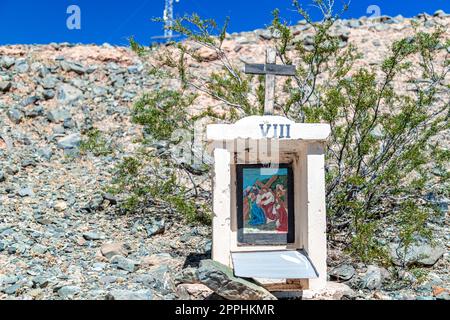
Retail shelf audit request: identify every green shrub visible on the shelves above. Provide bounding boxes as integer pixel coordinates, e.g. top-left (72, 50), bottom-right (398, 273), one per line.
top-left (108, 150), bottom-right (211, 224)
top-left (80, 129), bottom-right (113, 156)
top-left (109, 89), bottom-right (212, 224)
top-left (410, 268), bottom-right (429, 284)
top-left (132, 90), bottom-right (197, 141)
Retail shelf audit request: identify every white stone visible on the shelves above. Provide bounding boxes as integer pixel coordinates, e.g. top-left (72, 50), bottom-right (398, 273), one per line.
top-left (305, 281), bottom-right (355, 300)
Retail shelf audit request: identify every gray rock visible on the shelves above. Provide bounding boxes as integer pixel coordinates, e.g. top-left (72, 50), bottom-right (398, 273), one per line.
top-left (21, 159), bottom-right (35, 168)
top-left (32, 276), bottom-right (50, 289)
top-left (82, 231), bottom-right (105, 241)
top-left (0, 275), bottom-right (19, 286)
top-left (438, 199), bottom-right (449, 214)
top-left (146, 219), bottom-right (166, 237)
top-left (106, 289), bottom-right (153, 300)
top-left (3, 283), bottom-right (21, 295)
top-left (416, 295), bottom-right (435, 300)
top-left (30, 244), bottom-right (48, 255)
top-left (135, 265), bottom-right (176, 295)
top-left (63, 148), bottom-right (80, 157)
top-left (57, 84), bottom-right (82, 105)
top-left (110, 255), bottom-right (138, 272)
top-left (37, 148), bottom-right (53, 161)
top-left (330, 264), bottom-right (355, 281)
top-left (57, 133), bottom-right (81, 149)
top-left (259, 29), bottom-right (273, 40)
top-left (92, 262), bottom-right (106, 271)
top-left (92, 86), bottom-right (107, 97)
top-left (18, 187), bottom-right (34, 197)
top-left (99, 276), bottom-right (117, 284)
top-left (303, 35), bottom-right (315, 46)
top-left (0, 224), bottom-right (10, 238)
top-left (88, 193), bottom-right (104, 211)
top-left (0, 81), bottom-right (12, 92)
top-left (47, 108), bottom-right (71, 123)
top-left (38, 65), bottom-right (50, 77)
top-left (348, 19), bottom-right (361, 28)
top-left (334, 26), bottom-right (351, 41)
top-left (0, 133), bottom-right (13, 150)
top-left (15, 59), bottom-right (29, 73)
top-left (433, 10), bottom-right (447, 17)
top-left (1, 56), bottom-right (15, 69)
top-left (374, 24), bottom-right (390, 32)
top-left (58, 285), bottom-right (81, 299)
top-left (25, 105), bottom-right (44, 118)
top-left (7, 108), bottom-right (24, 124)
top-left (42, 89), bottom-right (55, 100)
top-left (103, 193), bottom-right (118, 205)
top-left (53, 125), bottom-right (65, 135)
top-left (197, 259), bottom-right (277, 300)
top-left (41, 76), bottom-right (58, 89)
top-left (398, 270), bottom-right (416, 284)
top-left (235, 36), bottom-right (253, 45)
top-left (60, 61), bottom-right (86, 75)
top-left (416, 273), bottom-right (444, 292)
top-left (436, 292), bottom-right (450, 300)
top-left (314, 281), bottom-right (355, 300)
top-left (175, 267), bottom-right (199, 284)
top-left (180, 233), bottom-right (191, 243)
top-left (360, 265), bottom-right (387, 290)
top-left (7, 243), bottom-right (28, 255)
top-left (203, 240), bottom-right (212, 253)
top-left (424, 20), bottom-right (435, 28)
top-left (0, 170), bottom-right (5, 182)
top-left (20, 96), bottom-right (39, 108)
top-left (127, 65), bottom-right (143, 74)
top-left (390, 242), bottom-right (446, 267)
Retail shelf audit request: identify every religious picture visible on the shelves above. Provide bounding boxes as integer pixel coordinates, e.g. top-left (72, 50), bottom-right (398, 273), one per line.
top-left (237, 164), bottom-right (294, 245)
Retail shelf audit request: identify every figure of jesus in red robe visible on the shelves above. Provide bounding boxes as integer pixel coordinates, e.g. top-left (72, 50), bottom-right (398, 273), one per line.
top-left (259, 187), bottom-right (277, 221)
top-left (275, 184), bottom-right (288, 232)
top-left (255, 176), bottom-right (284, 224)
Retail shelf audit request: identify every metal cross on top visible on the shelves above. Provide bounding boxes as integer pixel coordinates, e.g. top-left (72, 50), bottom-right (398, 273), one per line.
top-left (244, 47), bottom-right (296, 115)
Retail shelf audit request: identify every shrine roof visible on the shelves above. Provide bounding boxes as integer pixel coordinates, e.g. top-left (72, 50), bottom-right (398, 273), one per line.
top-left (207, 116), bottom-right (331, 142)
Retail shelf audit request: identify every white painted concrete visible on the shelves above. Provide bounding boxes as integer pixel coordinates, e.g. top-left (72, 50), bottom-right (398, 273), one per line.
top-left (211, 148), bottom-right (232, 266)
top-left (207, 116), bottom-right (330, 292)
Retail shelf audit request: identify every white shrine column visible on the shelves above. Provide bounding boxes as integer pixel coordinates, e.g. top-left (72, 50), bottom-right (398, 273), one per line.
top-left (211, 147), bottom-right (232, 266)
top-left (305, 142), bottom-right (327, 291)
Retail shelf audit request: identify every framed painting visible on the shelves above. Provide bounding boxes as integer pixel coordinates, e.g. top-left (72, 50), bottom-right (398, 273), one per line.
top-left (236, 164), bottom-right (295, 245)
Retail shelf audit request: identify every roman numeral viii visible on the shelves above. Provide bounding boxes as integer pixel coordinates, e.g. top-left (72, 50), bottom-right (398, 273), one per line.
top-left (259, 124), bottom-right (291, 138)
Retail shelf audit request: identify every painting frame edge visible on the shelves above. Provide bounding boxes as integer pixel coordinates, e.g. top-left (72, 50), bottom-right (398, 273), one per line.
top-left (236, 163), bottom-right (295, 246)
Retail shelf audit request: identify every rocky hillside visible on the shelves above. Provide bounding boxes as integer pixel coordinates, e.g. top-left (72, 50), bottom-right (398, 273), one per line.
top-left (0, 12), bottom-right (449, 300)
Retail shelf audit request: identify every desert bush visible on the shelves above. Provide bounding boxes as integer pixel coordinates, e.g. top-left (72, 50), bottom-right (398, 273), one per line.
top-left (108, 88), bottom-right (212, 224)
top-left (132, 89), bottom-right (197, 141)
top-left (80, 129), bottom-right (113, 156)
top-left (120, 0), bottom-right (449, 262)
top-left (108, 149), bottom-right (211, 224)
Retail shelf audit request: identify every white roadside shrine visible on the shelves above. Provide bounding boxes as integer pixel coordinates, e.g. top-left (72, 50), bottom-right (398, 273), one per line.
top-left (207, 115), bottom-right (330, 293)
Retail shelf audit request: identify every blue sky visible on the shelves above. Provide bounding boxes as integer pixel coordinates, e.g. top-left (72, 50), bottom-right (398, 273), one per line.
top-left (0, 1), bottom-right (449, 46)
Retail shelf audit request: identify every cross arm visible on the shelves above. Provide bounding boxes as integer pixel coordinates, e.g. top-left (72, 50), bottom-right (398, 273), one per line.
top-left (244, 63), bottom-right (296, 76)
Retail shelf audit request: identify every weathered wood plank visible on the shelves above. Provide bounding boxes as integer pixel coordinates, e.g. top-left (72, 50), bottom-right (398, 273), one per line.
top-left (244, 63), bottom-right (296, 76)
top-left (264, 48), bottom-right (276, 115)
